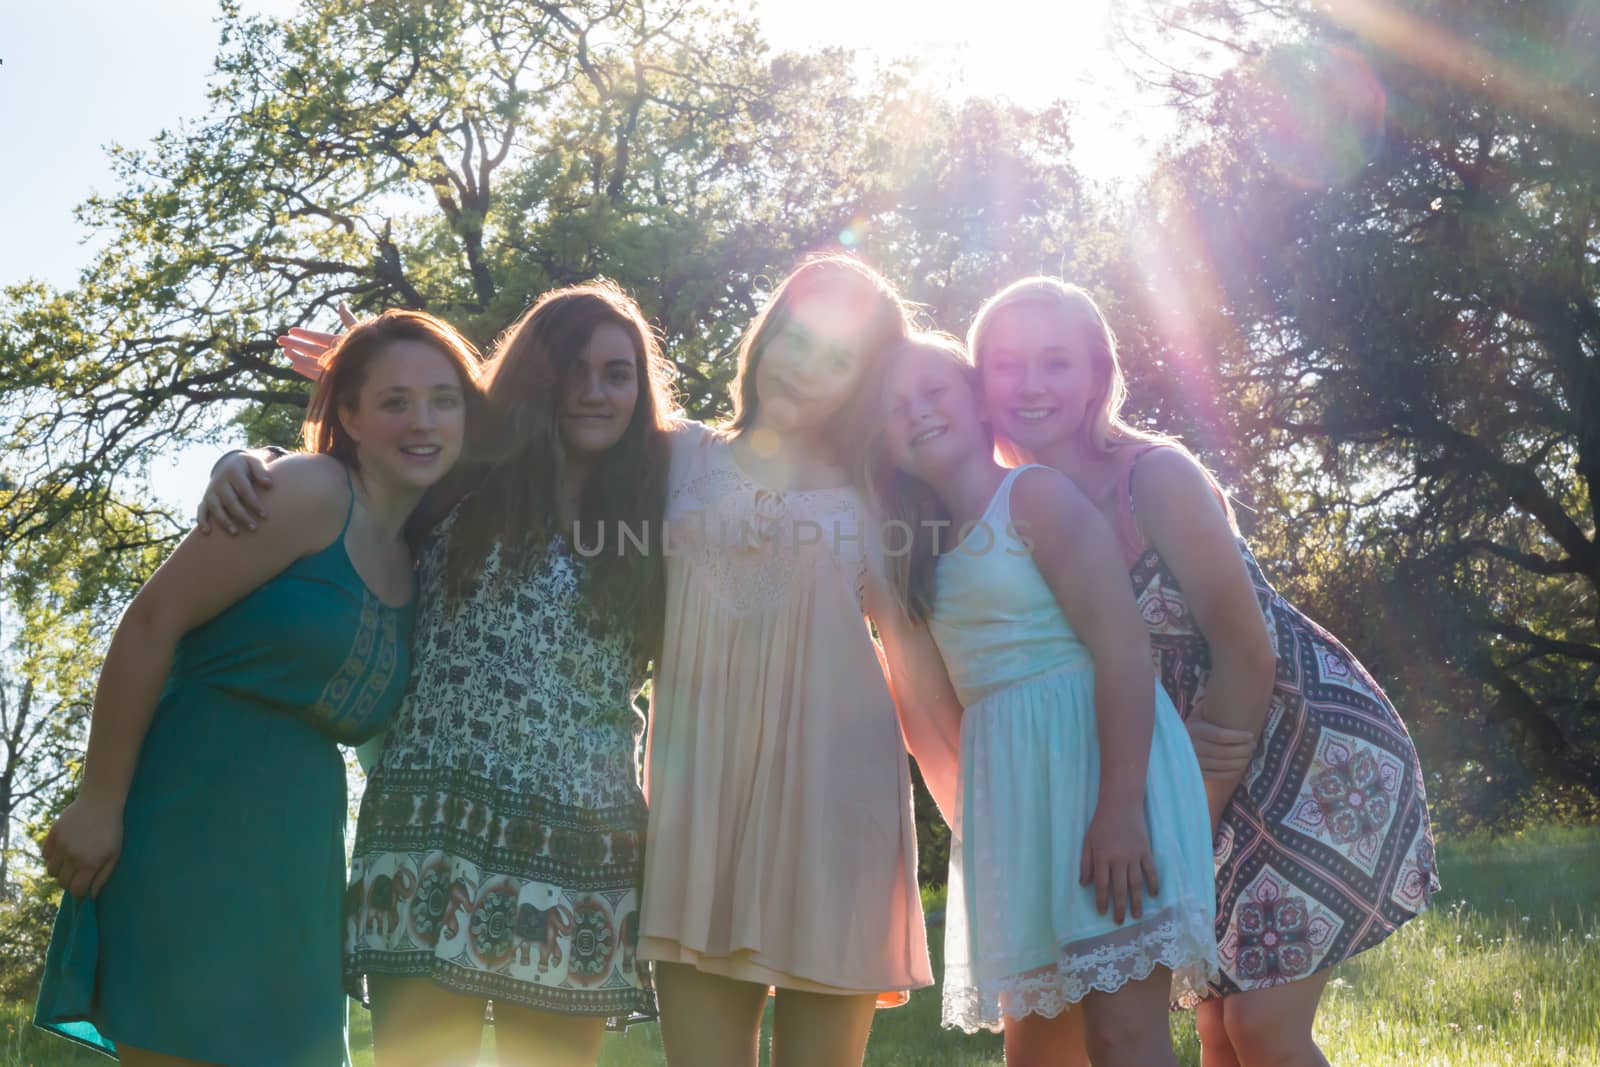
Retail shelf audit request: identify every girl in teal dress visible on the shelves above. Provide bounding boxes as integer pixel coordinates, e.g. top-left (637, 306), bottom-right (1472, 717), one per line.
top-left (868, 334), bottom-right (1218, 1067)
top-left (33, 310), bottom-right (481, 1066)
top-left (207, 282), bottom-right (675, 1067)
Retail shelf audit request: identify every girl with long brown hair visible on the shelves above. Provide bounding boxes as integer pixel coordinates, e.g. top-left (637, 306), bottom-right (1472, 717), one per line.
top-left (638, 255), bottom-right (963, 1067)
top-left (205, 281), bottom-right (674, 1067)
top-left (207, 258), bottom-right (965, 1067)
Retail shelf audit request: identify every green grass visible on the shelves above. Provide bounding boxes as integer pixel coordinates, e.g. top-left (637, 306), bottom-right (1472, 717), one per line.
top-left (7, 825), bottom-right (1598, 1066)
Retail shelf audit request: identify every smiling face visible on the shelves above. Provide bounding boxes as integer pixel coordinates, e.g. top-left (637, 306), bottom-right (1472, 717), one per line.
top-left (559, 321), bottom-right (642, 462)
top-left (976, 299), bottom-right (1100, 457)
top-left (882, 344), bottom-right (988, 481)
top-left (751, 288), bottom-right (874, 438)
top-left (340, 338), bottom-right (467, 491)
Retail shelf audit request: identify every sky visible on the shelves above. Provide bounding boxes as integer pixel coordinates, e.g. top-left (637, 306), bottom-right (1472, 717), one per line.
top-left (0, 0), bottom-right (1176, 290)
top-left (0, 0), bottom-right (1178, 508)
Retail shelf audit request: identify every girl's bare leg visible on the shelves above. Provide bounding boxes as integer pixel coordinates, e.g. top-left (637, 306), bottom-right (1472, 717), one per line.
top-left (368, 974), bottom-right (486, 1067)
top-left (655, 961), bottom-right (769, 1067)
top-left (1196, 995), bottom-right (1243, 1067)
top-left (1002, 1006), bottom-right (1090, 1067)
top-left (492, 999), bottom-right (606, 1067)
top-left (769, 987), bottom-right (878, 1067)
top-left (1221, 971), bottom-right (1333, 1067)
top-left (118, 1048), bottom-right (221, 1067)
top-left (1079, 968), bottom-right (1181, 1067)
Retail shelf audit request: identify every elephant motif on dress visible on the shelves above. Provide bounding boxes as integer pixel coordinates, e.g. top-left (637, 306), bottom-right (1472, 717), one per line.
top-left (441, 876), bottom-right (477, 942)
top-left (515, 900), bottom-right (575, 971)
top-left (343, 877), bottom-right (366, 946)
top-left (365, 866), bottom-right (417, 937)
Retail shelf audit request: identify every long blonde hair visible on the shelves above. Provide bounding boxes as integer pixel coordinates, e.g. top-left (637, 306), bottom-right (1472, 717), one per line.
top-left (968, 276), bottom-right (1236, 527)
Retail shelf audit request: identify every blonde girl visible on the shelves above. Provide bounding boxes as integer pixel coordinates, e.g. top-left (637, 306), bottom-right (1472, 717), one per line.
top-left (970, 278), bottom-right (1438, 1067)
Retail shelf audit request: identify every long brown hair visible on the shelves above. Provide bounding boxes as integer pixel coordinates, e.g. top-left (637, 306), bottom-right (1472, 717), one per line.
top-left (865, 333), bottom-right (984, 623)
top-left (968, 276), bottom-right (1236, 528)
top-left (442, 280), bottom-right (676, 662)
top-left (726, 254), bottom-right (910, 478)
top-left (301, 309), bottom-right (484, 464)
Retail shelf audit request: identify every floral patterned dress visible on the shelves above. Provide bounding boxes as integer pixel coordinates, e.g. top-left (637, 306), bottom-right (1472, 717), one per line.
top-left (343, 504), bottom-right (653, 1024)
top-left (1114, 446), bottom-right (1439, 1000)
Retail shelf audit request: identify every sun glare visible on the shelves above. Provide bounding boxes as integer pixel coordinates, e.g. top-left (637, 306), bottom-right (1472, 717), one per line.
top-left (754, 0), bottom-right (1170, 184)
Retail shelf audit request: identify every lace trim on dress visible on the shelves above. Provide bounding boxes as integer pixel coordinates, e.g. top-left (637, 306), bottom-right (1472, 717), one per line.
top-left (670, 454), bottom-right (872, 617)
top-left (940, 900), bottom-right (1219, 1033)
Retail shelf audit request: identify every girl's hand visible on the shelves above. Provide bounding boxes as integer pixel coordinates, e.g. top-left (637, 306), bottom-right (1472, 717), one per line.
top-left (42, 794), bottom-right (124, 900)
top-left (1186, 709), bottom-right (1257, 776)
top-left (1186, 700), bottom-right (1258, 834)
top-left (196, 452), bottom-right (275, 535)
top-left (274, 302), bottom-right (358, 382)
top-left (1081, 804), bottom-right (1160, 924)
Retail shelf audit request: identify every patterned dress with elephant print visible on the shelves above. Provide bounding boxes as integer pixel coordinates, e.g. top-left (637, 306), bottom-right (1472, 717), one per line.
top-left (344, 503), bottom-right (653, 1023)
top-left (1111, 445), bottom-right (1439, 1002)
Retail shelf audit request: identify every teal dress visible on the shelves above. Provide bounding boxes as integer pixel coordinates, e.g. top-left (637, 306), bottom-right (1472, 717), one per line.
top-left (34, 484), bottom-right (413, 1065)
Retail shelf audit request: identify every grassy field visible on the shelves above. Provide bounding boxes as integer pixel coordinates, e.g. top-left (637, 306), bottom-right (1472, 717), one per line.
top-left (6, 824), bottom-right (1598, 1066)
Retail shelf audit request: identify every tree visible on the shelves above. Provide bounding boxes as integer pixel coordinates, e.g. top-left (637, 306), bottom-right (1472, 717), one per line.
top-left (1120, 0), bottom-right (1600, 824)
top-left (2, 0), bottom-right (1104, 561)
top-left (3, 0), bottom-right (1121, 898)
top-left (1, 506), bottom-right (150, 887)
top-left (0, 492), bottom-right (159, 995)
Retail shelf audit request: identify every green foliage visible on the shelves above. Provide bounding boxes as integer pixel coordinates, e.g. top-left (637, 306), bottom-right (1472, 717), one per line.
top-left (0, 808), bottom-right (72, 1004)
top-left (1, 0), bottom-right (1104, 556)
top-left (1118, 0), bottom-right (1600, 823)
top-left (3, 2), bottom-right (1597, 988)
top-left (0, 0), bottom-right (1111, 1003)
top-left (0, 489), bottom-right (166, 999)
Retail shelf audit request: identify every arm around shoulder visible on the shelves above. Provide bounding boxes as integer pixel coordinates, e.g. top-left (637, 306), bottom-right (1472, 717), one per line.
top-left (198, 445), bottom-right (293, 534)
top-left (143, 454), bottom-right (350, 639)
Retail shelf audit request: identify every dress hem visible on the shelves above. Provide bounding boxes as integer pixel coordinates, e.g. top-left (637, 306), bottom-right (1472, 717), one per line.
top-left (29, 1019), bottom-right (117, 1062)
top-left (942, 934), bottom-right (1219, 1033)
top-left (639, 937), bottom-right (922, 1007)
top-left (348, 956), bottom-right (657, 1030)
top-left (1180, 877), bottom-right (1440, 1006)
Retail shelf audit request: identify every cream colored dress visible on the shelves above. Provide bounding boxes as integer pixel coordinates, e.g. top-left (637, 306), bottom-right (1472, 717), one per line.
top-left (639, 420), bottom-right (932, 999)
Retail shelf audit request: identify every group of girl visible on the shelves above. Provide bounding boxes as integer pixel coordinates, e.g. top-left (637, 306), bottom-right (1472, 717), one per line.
top-left (34, 255), bottom-right (1438, 1067)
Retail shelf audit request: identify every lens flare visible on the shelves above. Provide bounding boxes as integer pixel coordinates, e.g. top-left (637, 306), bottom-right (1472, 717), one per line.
top-left (1325, 0), bottom-right (1598, 141)
top-left (1249, 43), bottom-right (1387, 190)
top-left (1126, 175), bottom-right (1235, 456)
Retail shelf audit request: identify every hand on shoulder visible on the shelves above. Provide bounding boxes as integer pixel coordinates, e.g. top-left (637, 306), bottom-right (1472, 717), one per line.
top-left (220, 452), bottom-right (350, 542)
top-left (129, 454), bottom-right (355, 642)
top-left (259, 452), bottom-right (350, 506)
